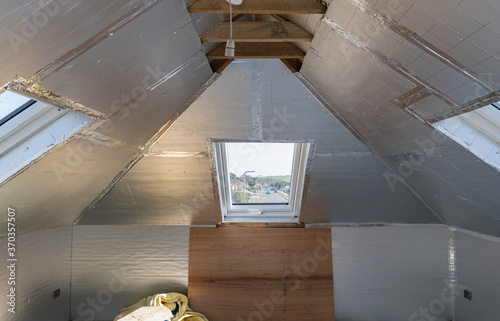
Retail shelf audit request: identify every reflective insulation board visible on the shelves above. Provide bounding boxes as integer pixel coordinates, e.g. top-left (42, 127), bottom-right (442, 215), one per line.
top-left (331, 225), bottom-right (452, 321)
top-left (454, 229), bottom-right (500, 321)
top-left (0, 226), bottom-right (72, 321)
top-left (70, 225), bottom-right (190, 321)
top-left (80, 59), bottom-right (439, 226)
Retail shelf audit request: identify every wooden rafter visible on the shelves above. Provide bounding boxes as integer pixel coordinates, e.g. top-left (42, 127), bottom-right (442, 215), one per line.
top-left (210, 59), bottom-right (234, 73)
top-left (280, 58), bottom-right (302, 73)
top-left (188, 0), bottom-right (327, 14)
top-left (208, 43), bottom-right (305, 59)
top-left (197, 1), bottom-right (318, 61)
top-left (201, 21), bottom-right (313, 43)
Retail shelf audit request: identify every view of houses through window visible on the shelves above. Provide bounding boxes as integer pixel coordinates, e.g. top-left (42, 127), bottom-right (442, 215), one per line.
top-left (226, 142), bottom-right (294, 205)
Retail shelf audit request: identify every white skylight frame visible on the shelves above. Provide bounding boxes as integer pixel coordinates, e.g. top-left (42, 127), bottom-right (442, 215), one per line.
top-left (433, 103), bottom-right (500, 172)
top-left (0, 90), bottom-right (93, 183)
top-left (0, 94), bottom-right (70, 156)
top-left (213, 141), bottom-right (310, 222)
top-left (459, 103), bottom-right (500, 144)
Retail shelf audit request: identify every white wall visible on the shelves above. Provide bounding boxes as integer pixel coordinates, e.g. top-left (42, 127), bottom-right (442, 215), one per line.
top-left (0, 226), bottom-right (72, 321)
top-left (455, 229), bottom-right (500, 321)
top-left (70, 225), bottom-right (190, 321)
top-left (331, 225), bottom-right (453, 321)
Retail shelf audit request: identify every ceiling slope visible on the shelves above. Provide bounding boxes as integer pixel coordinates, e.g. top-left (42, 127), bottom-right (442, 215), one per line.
top-left (0, 0), bottom-right (150, 86)
top-left (296, 0), bottom-right (500, 237)
top-left (2, 0), bottom-right (500, 238)
top-left (79, 59), bottom-right (439, 226)
top-left (0, 0), bottom-right (212, 236)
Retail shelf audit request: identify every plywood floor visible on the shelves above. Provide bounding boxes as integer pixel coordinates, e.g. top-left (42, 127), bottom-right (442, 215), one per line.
top-left (188, 228), bottom-right (334, 321)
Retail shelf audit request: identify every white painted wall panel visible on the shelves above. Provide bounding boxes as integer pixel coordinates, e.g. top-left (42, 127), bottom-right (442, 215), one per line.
top-left (331, 225), bottom-right (452, 321)
top-left (0, 226), bottom-right (72, 321)
top-left (71, 225), bottom-right (190, 321)
top-left (455, 230), bottom-right (500, 321)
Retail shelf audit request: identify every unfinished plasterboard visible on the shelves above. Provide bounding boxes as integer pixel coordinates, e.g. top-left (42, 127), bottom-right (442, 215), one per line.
top-left (80, 59), bottom-right (438, 226)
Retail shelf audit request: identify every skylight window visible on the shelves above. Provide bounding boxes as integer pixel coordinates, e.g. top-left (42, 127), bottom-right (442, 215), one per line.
top-left (0, 91), bottom-right (35, 125)
top-left (433, 103), bottom-right (500, 171)
top-left (214, 142), bottom-right (310, 222)
top-left (0, 90), bottom-right (93, 183)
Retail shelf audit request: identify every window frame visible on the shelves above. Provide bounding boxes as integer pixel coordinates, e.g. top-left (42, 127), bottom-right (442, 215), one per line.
top-left (0, 90), bottom-right (94, 183)
top-left (0, 98), bottom-right (36, 127)
top-left (0, 93), bottom-right (70, 157)
top-left (213, 141), bottom-right (310, 222)
top-left (459, 104), bottom-right (500, 144)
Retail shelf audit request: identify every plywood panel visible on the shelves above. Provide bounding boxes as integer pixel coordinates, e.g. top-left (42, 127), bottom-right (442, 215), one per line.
top-left (188, 0), bottom-right (327, 14)
top-left (207, 43), bottom-right (305, 59)
top-left (202, 22), bottom-right (313, 42)
top-left (188, 227), bottom-right (334, 321)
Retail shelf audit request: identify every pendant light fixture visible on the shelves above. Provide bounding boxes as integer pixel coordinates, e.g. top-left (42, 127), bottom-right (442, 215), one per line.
top-left (224, 0), bottom-right (242, 57)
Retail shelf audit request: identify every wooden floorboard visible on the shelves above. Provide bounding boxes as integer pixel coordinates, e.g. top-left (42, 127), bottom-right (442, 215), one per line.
top-left (188, 0), bottom-right (327, 14)
top-left (207, 42), bottom-right (305, 59)
top-left (188, 227), bottom-right (334, 321)
top-left (201, 21), bottom-right (313, 43)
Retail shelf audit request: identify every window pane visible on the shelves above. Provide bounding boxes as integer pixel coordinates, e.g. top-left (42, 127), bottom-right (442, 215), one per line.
top-left (226, 142), bottom-right (294, 205)
top-left (0, 91), bottom-right (32, 123)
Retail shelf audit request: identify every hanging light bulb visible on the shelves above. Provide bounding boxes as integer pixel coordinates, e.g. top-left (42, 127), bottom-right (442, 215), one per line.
top-left (224, 0), bottom-right (236, 57)
top-left (225, 38), bottom-right (235, 57)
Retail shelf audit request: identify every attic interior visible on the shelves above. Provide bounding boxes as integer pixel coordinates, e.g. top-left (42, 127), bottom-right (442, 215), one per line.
top-left (1, 0), bottom-right (500, 320)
